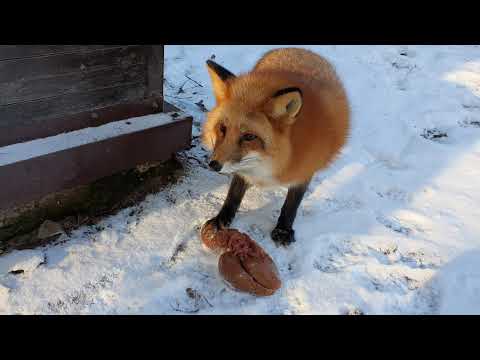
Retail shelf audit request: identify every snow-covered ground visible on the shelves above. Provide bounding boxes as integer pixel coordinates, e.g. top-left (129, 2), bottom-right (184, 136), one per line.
top-left (1, 45), bottom-right (480, 314)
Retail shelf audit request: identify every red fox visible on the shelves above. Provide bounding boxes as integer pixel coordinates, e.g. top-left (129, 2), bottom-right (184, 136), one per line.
top-left (202, 48), bottom-right (350, 246)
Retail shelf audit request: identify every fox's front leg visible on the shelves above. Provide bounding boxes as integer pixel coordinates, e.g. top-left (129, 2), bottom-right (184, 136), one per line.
top-left (206, 174), bottom-right (249, 230)
top-left (271, 180), bottom-right (311, 246)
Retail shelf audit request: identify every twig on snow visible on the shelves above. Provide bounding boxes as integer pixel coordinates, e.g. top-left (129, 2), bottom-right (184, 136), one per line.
top-left (185, 75), bottom-right (204, 88)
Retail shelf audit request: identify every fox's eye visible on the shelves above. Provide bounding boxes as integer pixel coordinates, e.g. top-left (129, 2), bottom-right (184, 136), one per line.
top-left (220, 124), bottom-right (227, 136)
top-left (241, 133), bottom-right (257, 142)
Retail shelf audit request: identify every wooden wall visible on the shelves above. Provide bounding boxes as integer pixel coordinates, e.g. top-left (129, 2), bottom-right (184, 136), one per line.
top-left (0, 45), bottom-right (193, 211)
top-left (0, 45), bottom-right (164, 147)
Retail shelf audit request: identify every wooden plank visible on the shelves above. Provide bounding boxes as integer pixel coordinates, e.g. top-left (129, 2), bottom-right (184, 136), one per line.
top-left (0, 114), bottom-right (193, 210)
top-left (0, 46), bottom-right (146, 86)
top-left (146, 45), bottom-right (164, 110)
top-left (0, 63), bottom-right (147, 106)
top-left (0, 82), bottom-right (148, 143)
top-left (0, 45), bottom-right (170, 146)
top-left (0, 96), bottom-right (165, 147)
top-left (0, 45), bottom-right (127, 61)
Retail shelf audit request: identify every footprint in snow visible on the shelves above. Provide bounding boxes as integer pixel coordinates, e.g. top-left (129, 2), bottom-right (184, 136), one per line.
top-left (462, 101), bottom-right (480, 111)
top-left (399, 250), bottom-right (443, 270)
top-left (421, 128), bottom-right (449, 143)
top-left (459, 117), bottom-right (480, 128)
top-left (376, 214), bottom-right (413, 237)
top-left (375, 187), bottom-right (410, 202)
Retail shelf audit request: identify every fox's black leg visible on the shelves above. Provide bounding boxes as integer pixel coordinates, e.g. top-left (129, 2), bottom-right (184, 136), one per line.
top-left (206, 175), bottom-right (249, 230)
top-left (272, 180), bottom-right (311, 246)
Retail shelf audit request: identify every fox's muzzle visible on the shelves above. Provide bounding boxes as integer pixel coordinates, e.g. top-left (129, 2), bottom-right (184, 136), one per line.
top-left (208, 160), bottom-right (223, 172)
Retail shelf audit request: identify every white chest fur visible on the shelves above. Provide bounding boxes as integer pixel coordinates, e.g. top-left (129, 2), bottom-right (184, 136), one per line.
top-left (236, 161), bottom-right (279, 188)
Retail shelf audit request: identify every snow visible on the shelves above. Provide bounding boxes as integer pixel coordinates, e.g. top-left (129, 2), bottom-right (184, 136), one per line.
top-left (0, 111), bottom-right (184, 166)
top-left (0, 249), bottom-right (44, 275)
top-left (1, 45), bottom-right (480, 314)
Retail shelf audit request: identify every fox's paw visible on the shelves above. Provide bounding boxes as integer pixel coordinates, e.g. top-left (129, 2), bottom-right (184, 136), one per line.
top-left (271, 227), bottom-right (295, 247)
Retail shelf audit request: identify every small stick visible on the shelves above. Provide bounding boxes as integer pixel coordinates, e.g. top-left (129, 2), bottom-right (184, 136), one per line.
top-left (185, 75), bottom-right (203, 88)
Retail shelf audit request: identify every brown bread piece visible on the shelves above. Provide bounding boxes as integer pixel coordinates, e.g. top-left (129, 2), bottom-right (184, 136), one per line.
top-left (218, 251), bottom-right (278, 296)
top-left (201, 221), bottom-right (281, 296)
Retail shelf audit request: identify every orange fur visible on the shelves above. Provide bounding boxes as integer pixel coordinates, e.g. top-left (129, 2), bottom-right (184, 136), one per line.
top-left (203, 48), bottom-right (350, 187)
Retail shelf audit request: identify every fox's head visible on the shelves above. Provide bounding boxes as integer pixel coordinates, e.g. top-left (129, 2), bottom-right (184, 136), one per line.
top-left (202, 60), bottom-right (303, 183)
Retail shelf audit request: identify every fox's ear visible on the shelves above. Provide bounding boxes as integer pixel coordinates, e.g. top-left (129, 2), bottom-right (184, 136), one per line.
top-left (265, 87), bottom-right (303, 125)
top-left (206, 60), bottom-right (236, 103)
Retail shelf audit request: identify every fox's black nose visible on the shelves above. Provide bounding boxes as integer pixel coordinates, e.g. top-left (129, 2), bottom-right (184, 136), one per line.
top-left (208, 160), bottom-right (222, 172)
